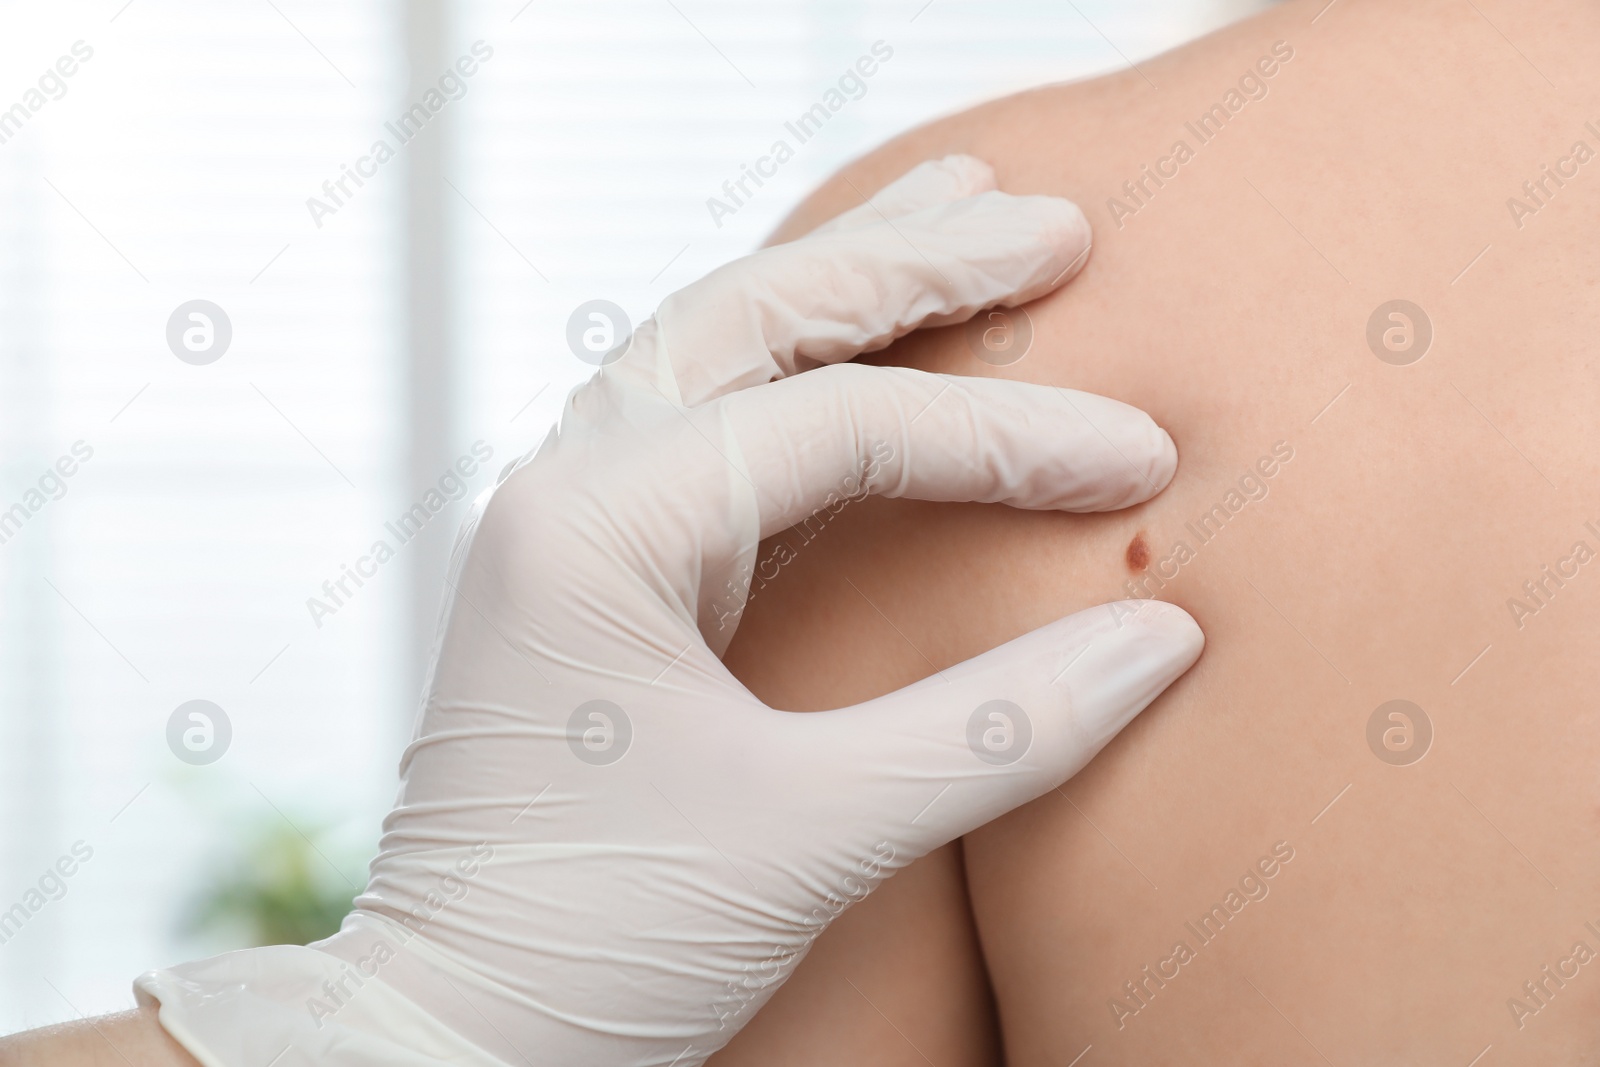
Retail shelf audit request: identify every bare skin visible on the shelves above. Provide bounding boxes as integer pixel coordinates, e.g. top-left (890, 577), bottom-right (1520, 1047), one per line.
top-left (0, 1010), bottom-right (197, 1067)
top-left (713, 1), bottom-right (1600, 1064)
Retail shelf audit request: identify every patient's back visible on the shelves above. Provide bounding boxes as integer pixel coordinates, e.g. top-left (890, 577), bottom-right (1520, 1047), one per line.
top-left (723, 0), bottom-right (1600, 1062)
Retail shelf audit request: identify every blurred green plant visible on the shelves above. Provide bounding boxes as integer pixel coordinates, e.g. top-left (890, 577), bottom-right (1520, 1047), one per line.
top-left (183, 816), bottom-right (363, 948)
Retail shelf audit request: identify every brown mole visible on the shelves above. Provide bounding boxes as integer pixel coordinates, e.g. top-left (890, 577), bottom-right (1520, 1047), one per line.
top-left (1125, 532), bottom-right (1151, 572)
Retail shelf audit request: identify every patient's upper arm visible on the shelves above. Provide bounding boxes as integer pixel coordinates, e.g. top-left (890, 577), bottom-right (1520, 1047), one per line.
top-left (729, 0), bottom-right (1600, 1062)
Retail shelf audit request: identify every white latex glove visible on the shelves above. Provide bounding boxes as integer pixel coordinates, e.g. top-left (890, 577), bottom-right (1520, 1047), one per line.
top-left (135, 156), bottom-right (1203, 1067)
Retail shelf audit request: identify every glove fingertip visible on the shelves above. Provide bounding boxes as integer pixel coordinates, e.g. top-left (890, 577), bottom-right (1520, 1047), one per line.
top-left (1056, 598), bottom-right (1204, 747)
top-left (1045, 389), bottom-right (1178, 512)
top-left (931, 153), bottom-right (999, 197)
top-left (1026, 195), bottom-right (1093, 290)
top-left (1144, 424), bottom-right (1180, 498)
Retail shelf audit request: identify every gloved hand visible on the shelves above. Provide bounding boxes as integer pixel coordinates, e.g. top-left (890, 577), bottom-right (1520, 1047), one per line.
top-left (135, 155), bottom-right (1203, 1067)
